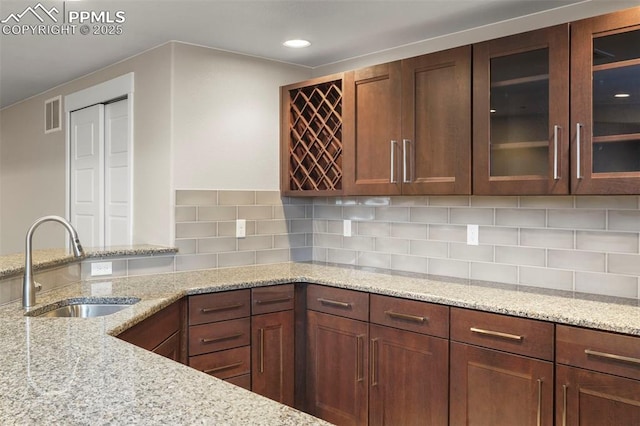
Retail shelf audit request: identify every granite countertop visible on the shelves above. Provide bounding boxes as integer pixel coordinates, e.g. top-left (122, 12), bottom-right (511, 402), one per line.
top-left (0, 245), bottom-right (178, 279)
top-left (1, 262), bottom-right (639, 425)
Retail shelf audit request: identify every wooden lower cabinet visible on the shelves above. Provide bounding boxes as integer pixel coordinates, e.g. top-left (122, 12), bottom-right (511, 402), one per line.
top-left (369, 324), bottom-right (448, 426)
top-left (306, 310), bottom-right (369, 426)
top-left (556, 365), bottom-right (640, 426)
top-left (251, 310), bottom-right (294, 406)
top-left (450, 342), bottom-right (554, 426)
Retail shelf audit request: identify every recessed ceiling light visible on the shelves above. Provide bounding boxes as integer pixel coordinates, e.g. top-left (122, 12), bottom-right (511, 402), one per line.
top-left (283, 39), bottom-right (311, 48)
top-left (614, 93), bottom-right (630, 98)
top-left (490, 109), bottom-right (497, 113)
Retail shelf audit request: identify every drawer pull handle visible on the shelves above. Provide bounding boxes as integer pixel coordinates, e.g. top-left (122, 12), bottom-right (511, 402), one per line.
top-left (536, 379), bottom-right (542, 426)
top-left (584, 349), bottom-right (640, 366)
top-left (255, 296), bottom-right (291, 305)
top-left (203, 361), bottom-right (243, 375)
top-left (385, 310), bottom-right (428, 323)
top-left (356, 334), bottom-right (364, 382)
top-left (318, 298), bottom-right (351, 309)
top-left (201, 303), bottom-right (243, 314)
top-left (371, 338), bottom-right (378, 387)
top-left (470, 327), bottom-right (523, 341)
top-left (562, 384), bottom-right (568, 426)
top-left (258, 328), bottom-right (265, 373)
top-left (201, 333), bottom-right (243, 344)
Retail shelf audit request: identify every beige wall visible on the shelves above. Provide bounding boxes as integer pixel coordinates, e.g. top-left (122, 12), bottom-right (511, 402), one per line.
top-left (171, 43), bottom-right (310, 191)
top-left (0, 44), bottom-right (173, 254)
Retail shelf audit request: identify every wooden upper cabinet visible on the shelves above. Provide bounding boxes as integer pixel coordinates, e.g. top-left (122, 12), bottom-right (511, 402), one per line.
top-left (402, 45), bottom-right (471, 195)
top-left (571, 7), bottom-right (640, 194)
top-left (344, 46), bottom-right (472, 196)
top-left (281, 73), bottom-right (345, 196)
top-left (473, 24), bottom-right (570, 195)
top-left (343, 61), bottom-right (403, 196)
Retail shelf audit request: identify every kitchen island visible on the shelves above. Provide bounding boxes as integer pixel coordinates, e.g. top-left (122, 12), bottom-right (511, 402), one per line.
top-left (1, 261), bottom-right (639, 424)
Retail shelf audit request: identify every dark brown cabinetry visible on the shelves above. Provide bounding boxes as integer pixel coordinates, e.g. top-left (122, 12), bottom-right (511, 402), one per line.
top-left (280, 74), bottom-right (345, 196)
top-left (118, 298), bottom-right (186, 364)
top-left (187, 290), bottom-right (252, 388)
top-left (343, 47), bottom-right (471, 196)
top-left (251, 285), bottom-right (295, 406)
top-left (556, 325), bottom-right (640, 425)
top-left (473, 25), bottom-right (570, 195)
top-left (450, 308), bottom-right (555, 426)
top-left (571, 8), bottom-right (640, 194)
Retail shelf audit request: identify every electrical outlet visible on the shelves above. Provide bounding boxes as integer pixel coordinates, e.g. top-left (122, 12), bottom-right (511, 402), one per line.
top-left (236, 219), bottom-right (246, 238)
top-left (91, 261), bottom-right (112, 276)
top-left (343, 220), bottom-right (352, 237)
top-left (467, 224), bottom-right (479, 246)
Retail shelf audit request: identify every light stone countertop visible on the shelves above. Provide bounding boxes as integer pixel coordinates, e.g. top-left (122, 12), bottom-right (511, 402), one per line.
top-left (1, 262), bottom-right (639, 425)
top-left (0, 245), bottom-right (178, 280)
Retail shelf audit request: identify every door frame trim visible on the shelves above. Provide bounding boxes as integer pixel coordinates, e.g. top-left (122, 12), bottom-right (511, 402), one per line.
top-left (64, 72), bottom-right (135, 247)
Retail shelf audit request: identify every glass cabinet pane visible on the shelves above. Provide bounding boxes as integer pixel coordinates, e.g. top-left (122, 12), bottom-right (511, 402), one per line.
top-left (591, 29), bottom-right (640, 173)
top-left (489, 48), bottom-right (549, 177)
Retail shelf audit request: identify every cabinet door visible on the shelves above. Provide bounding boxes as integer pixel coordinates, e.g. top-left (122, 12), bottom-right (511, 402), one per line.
top-left (369, 324), bottom-right (448, 426)
top-left (251, 310), bottom-right (294, 407)
top-left (450, 342), bottom-right (553, 426)
top-left (402, 46), bottom-right (471, 195)
top-left (344, 62), bottom-right (402, 195)
top-left (473, 25), bottom-right (570, 195)
top-left (153, 331), bottom-right (182, 362)
top-left (306, 310), bottom-right (369, 426)
top-left (556, 365), bottom-right (640, 426)
top-left (571, 8), bottom-right (640, 194)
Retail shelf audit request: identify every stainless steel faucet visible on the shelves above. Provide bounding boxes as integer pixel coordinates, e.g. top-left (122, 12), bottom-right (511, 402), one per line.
top-left (23, 215), bottom-right (84, 309)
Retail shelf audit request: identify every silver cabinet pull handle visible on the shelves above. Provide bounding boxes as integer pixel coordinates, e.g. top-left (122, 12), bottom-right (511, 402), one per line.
top-left (318, 298), bottom-right (351, 309)
top-left (203, 361), bottom-right (243, 375)
top-left (370, 338), bottom-right (378, 387)
top-left (470, 327), bottom-right (523, 341)
top-left (576, 123), bottom-right (583, 179)
top-left (385, 310), bottom-right (428, 323)
top-left (258, 328), bottom-right (265, 373)
top-left (201, 303), bottom-right (243, 313)
top-left (553, 125), bottom-right (561, 180)
top-left (562, 384), bottom-right (568, 426)
top-left (536, 379), bottom-right (542, 426)
top-left (390, 140), bottom-right (397, 183)
top-left (255, 296), bottom-right (291, 305)
top-left (402, 139), bottom-right (412, 183)
top-left (201, 332), bottom-right (243, 344)
top-left (356, 335), bottom-right (364, 382)
top-left (585, 349), bottom-right (640, 366)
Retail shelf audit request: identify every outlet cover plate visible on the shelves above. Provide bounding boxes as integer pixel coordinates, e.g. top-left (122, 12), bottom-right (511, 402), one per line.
top-left (91, 262), bottom-right (113, 276)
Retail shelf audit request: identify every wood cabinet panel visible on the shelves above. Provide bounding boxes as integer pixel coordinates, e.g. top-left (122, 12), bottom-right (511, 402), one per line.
top-left (306, 310), bottom-right (369, 426)
top-left (556, 364), bottom-right (640, 426)
top-left (450, 342), bottom-right (554, 426)
top-left (401, 45), bottom-right (471, 194)
top-left (188, 317), bottom-right (250, 356)
top-left (556, 325), bottom-right (640, 381)
top-left (252, 284), bottom-right (294, 315)
top-left (306, 284), bottom-right (369, 321)
top-left (118, 299), bottom-right (182, 353)
top-left (451, 307), bottom-right (554, 360)
top-left (189, 346), bottom-right (251, 380)
top-left (188, 289), bottom-right (250, 325)
top-left (252, 310), bottom-right (295, 406)
top-left (369, 294), bottom-right (448, 338)
top-left (153, 331), bottom-right (182, 362)
top-left (369, 324), bottom-right (448, 426)
top-left (226, 374), bottom-right (251, 391)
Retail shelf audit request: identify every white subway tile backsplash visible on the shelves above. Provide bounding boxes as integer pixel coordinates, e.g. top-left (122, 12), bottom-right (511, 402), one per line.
top-left (391, 254), bottom-right (428, 274)
top-left (450, 243), bottom-right (494, 262)
top-left (409, 207), bottom-right (449, 224)
top-left (218, 251), bottom-right (256, 268)
top-left (256, 249), bottom-right (289, 265)
top-left (176, 222), bottom-right (217, 238)
top-left (391, 196), bottom-right (428, 206)
top-left (328, 248), bottom-right (358, 265)
top-left (520, 228), bottom-right (574, 249)
top-left (343, 236), bottom-right (375, 251)
top-left (343, 206), bottom-right (375, 220)
top-left (479, 226), bottom-right (519, 246)
top-left (198, 206), bottom-right (237, 221)
top-left (429, 258), bottom-right (469, 279)
top-left (374, 237), bottom-right (409, 255)
top-left (290, 219), bottom-right (313, 233)
top-left (450, 208), bottom-right (494, 225)
top-left (176, 190), bottom-right (217, 206)
top-left (175, 254), bottom-right (217, 271)
top-left (175, 206), bottom-right (197, 222)
top-left (576, 196), bottom-right (638, 210)
top-left (471, 262), bottom-right (517, 283)
top-left (274, 233), bottom-right (307, 249)
top-left (429, 225), bottom-right (466, 242)
top-left (608, 210), bottom-right (640, 232)
top-left (410, 240), bottom-right (448, 258)
top-left (429, 196), bottom-right (469, 206)
top-left (390, 223), bottom-right (428, 240)
top-left (607, 253), bottom-right (640, 276)
top-left (198, 237), bottom-right (237, 254)
top-left (470, 196), bottom-right (518, 208)
top-left (256, 220), bottom-right (288, 235)
top-left (548, 249), bottom-right (605, 272)
top-left (548, 209), bottom-right (606, 230)
top-left (577, 231), bottom-right (639, 254)
top-left (291, 247), bottom-right (313, 262)
top-left (174, 239), bottom-right (196, 255)
top-left (496, 209), bottom-right (546, 227)
top-left (357, 221), bottom-right (390, 237)
top-left (575, 272), bottom-right (638, 299)
top-left (255, 191), bottom-right (282, 205)
top-left (520, 196), bottom-right (574, 209)
top-left (238, 206), bottom-right (273, 220)
top-left (519, 266), bottom-right (574, 291)
top-left (314, 205), bottom-right (343, 220)
top-left (314, 233), bottom-right (343, 248)
top-left (238, 235), bottom-right (273, 251)
top-left (358, 252), bottom-right (391, 269)
top-left (495, 246), bottom-right (545, 267)
top-left (218, 190), bottom-right (255, 206)
top-left (376, 206), bottom-right (409, 222)
top-left (127, 256), bottom-right (175, 276)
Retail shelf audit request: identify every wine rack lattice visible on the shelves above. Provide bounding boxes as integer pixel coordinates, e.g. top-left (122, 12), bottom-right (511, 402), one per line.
top-left (288, 80), bottom-right (343, 191)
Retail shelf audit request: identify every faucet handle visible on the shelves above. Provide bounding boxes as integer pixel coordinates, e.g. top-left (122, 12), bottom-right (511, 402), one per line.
top-left (35, 281), bottom-right (42, 292)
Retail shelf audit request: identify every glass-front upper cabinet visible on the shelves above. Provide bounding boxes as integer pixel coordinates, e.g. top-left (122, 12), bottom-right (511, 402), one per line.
top-left (572, 7), bottom-right (640, 194)
top-left (473, 25), bottom-right (570, 194)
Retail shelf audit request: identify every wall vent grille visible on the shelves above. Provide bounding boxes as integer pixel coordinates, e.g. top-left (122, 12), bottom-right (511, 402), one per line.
top-left (44, 95), bottom-right (61, 133)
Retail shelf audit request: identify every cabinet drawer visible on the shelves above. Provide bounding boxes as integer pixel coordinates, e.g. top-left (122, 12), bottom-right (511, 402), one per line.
top-left (370, 294), bottom-right (449, 338)
top-left (556, 325), bottom-right (640, 381)
top-left (306, 284), bottom-right (369, 321)
top-left (189, 346), bottom-right (251, 380)
top-left (451, 308), bottom-right (554, 361)
top-left (189, 290), bottom-right (250, 325)
top-left (226, 374), bottom-right (251, 391)
top-left (189, 317), bottom-right (250, 356)
top-left (252, 284), bottom-right (294, 315)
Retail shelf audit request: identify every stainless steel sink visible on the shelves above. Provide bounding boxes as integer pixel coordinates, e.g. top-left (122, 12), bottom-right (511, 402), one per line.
top-left (28, 298), bottom-right (140, 318)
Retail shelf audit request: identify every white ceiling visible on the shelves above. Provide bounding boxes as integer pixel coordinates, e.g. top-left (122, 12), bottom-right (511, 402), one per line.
top-left (0, 0), bottom-right (619, 108)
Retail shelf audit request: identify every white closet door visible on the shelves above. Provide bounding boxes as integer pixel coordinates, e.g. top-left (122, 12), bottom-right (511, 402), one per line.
top-left (104, 99), bottom-right (131, 246)
top-left (70, 104), bottom-right (105, 248)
